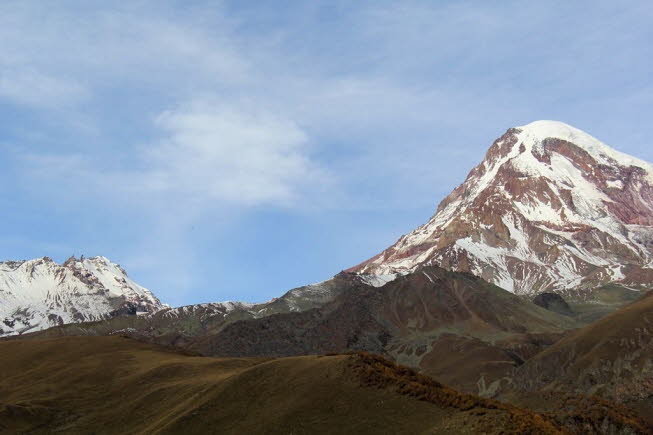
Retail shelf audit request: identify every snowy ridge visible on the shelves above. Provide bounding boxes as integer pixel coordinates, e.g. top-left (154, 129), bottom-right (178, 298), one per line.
top-left (358, 274), bottom-right (397, 287)
top-left (351, 121), bottom-right (653, 294)
top-left (0, 256), bottom-right (163, 336)
top-left (153, 301), bottom-right (257, 320)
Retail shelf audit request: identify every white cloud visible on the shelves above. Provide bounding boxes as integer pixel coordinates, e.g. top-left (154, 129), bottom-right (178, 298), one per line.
top-left (144, 102), bottom-right (326, 206)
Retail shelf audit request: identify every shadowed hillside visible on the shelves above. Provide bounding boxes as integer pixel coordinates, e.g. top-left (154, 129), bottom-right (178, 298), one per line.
top-left (509, 291), bottom-right (653, 424)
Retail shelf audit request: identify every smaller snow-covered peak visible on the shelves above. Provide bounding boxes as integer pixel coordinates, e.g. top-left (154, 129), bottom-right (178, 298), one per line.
top-left (0, 255), bottom-right (164, 337)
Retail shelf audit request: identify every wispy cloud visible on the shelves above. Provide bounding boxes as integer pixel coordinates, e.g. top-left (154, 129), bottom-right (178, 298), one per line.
top-left (0, 68), bottom-right (89, 108)
top-left (18, 102), bottom-right (328, 209)
top-left (0, 1), bottom-right (249, 110)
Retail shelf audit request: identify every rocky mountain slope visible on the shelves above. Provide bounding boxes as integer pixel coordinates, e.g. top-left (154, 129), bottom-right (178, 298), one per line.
top-left (176, 266), bottom-right (578, 395)
top-left (0, 256), bottom-right (163, 337)
top-left (350, 121), bottom-right (653, 295)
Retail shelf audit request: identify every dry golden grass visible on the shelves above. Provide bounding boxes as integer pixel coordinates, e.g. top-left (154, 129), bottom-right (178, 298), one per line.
top-left (0, 335), bottom-right (573, 434)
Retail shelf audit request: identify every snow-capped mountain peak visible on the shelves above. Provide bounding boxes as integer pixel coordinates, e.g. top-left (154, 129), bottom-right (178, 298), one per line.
top-left (517, 120), bottom-right (653, 175)
top-left (0, 256), bottom-right (163, 336)
top-left (350, 121), bottom-right (653, 294)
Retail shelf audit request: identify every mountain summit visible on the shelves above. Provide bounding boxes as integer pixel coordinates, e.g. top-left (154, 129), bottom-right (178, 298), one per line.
top-left (0, 256), bottom-right (163, 337)
top-left (350, 121), bottom-right (653, 294)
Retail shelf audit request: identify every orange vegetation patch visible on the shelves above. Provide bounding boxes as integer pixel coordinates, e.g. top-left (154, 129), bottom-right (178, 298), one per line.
top-left (348, 352), bottom-right (565, 434)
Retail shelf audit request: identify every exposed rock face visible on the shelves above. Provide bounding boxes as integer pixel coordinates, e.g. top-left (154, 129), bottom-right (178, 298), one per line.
top-left (532, 293), bottom-right (574, 316)
top-left (0, 256), bottom-right (163, 337)
top-left (350, 121), bottom-right (653, 295)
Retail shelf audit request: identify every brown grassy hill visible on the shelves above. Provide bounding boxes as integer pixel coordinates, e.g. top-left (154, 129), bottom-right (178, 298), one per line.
top-left (510, 291), bottom-right (653, 422)
top-left (0, 336), bottom-right (573, 434)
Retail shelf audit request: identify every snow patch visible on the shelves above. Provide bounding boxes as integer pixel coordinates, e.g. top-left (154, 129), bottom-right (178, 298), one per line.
top-left (359, 274), bottom-right (398, 287)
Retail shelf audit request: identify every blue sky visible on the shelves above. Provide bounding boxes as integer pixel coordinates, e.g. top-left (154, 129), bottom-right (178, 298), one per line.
top-left (1, 1), bottom-right (652, 306)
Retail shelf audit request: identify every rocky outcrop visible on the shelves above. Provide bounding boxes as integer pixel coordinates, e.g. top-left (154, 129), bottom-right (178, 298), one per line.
top-left (532, 293), bottom-right (574, 316)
